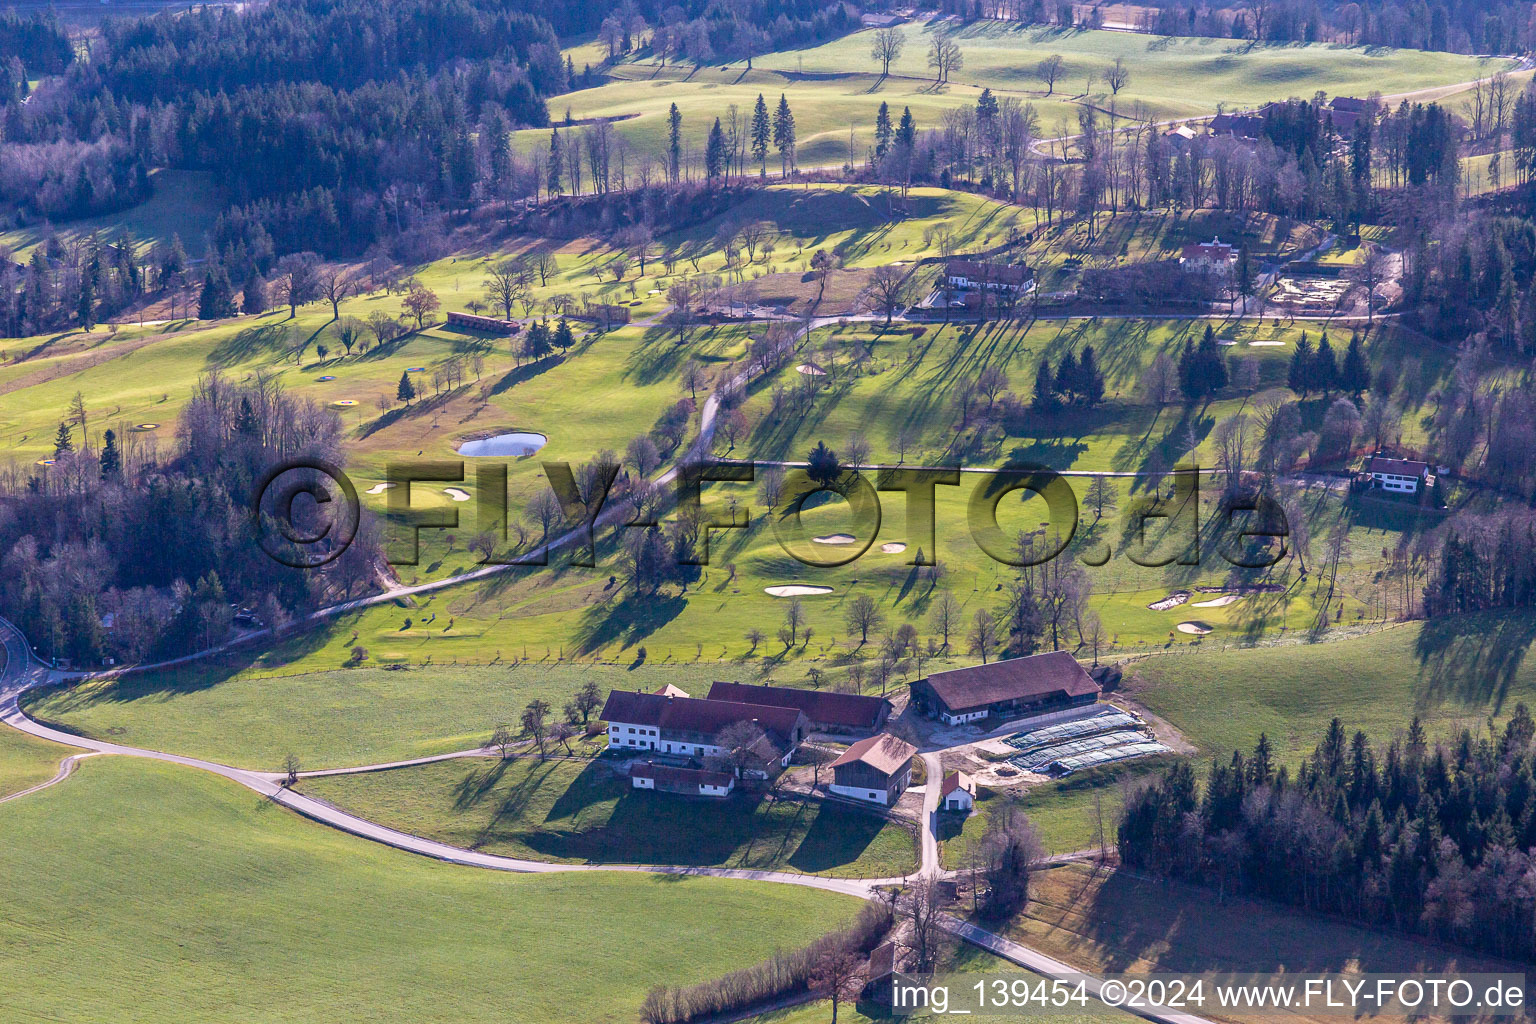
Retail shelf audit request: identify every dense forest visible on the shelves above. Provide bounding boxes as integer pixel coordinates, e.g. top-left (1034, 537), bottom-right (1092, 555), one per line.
top-left (1119, 711), bottom-right (1536, 961)
top-left (0, 375), bottom-right (382, 666)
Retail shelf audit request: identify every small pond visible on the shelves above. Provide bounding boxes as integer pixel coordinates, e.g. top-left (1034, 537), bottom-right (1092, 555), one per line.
top-left (457, 431), bottom-right (548, 457)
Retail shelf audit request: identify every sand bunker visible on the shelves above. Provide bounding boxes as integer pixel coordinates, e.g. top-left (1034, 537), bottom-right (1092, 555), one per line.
top-left (317, 375), bottom-right (336, 382)
top-left (34, 458), bottom-right (55, 467)
top-left (332, 399), bottom-right (358, 408)
top-left (1148, 591), bottom-right (1191, 611)
top-left (1176, 621), bottom-right (1213, 635)
top-left (765, 584), bottom-right (834, 597)
top-left (880, 542), bottom-right (907, 554)
top-left (796, 363), bottom-right (827, 376)
top-left (812, 533), bottom-right (856, 545)
top-left (1217, 339), bottom-right (1238, 346)
top-left (365, 483), bottom-right (395, 495)
top-left (1248, 340), bottom-right (1285, 347)
top-left (443, 487), bottom-right (471, 502)
top-left (1193, 594), bottom-right (1241, 608)
top-left (132, 423), bottom-right (158, 432)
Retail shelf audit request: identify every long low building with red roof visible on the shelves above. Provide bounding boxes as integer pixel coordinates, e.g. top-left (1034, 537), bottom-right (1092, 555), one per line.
top-left (909, 651), bottom-right (1100, 726)
top-left (705, 681), bottom-right (891, 735)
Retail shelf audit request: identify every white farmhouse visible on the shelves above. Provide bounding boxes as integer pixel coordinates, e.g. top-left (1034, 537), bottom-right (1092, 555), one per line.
top-left (1366, 455), bottom-right (1430, 495)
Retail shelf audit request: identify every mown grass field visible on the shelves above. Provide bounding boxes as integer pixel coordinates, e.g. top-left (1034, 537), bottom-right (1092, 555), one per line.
top-left (0, 756), bottom-right (861, 1024)
top-left (0, 726), bottom-right (75, 799)
top-left (1129, 613), bottom-right (1536, 766)
top-left (301, 755), bottom-right (918, 877)
top-left (23, 661), bottom-right (765, 768)
top-left (535, 24), bottom-right (1505, 166)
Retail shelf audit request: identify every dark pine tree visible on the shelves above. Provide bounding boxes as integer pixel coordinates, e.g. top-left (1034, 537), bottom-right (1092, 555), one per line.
top-left (1341, 332), bottom-right (1369, 396)
top-left (396, 370), bottom-right (416, 405)
top-left (1289, 332), bottom-right (1314, 397)
top-left (99, 428), bottom-right (121, 480)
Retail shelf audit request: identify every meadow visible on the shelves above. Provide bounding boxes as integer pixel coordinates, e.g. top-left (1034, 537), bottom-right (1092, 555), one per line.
top-left (0, 726), bottom-right (76, 799)
top-left (0, 756), bottom-right (861, 1023)
top-left (301, 755), bottom-right (918, 877)
top-left (0, 170), bottom-right (225, 259)
top-left (536, 24), bottom-right (1507, 167)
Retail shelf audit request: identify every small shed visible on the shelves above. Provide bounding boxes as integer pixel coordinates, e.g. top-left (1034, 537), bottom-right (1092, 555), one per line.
top-left (939, 770), bottom-right (976, 812)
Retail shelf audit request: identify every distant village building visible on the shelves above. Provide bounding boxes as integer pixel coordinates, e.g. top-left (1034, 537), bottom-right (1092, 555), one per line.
top-left (944, 260), bottom-right (1034, 293)
top-left (630, 761), bottom-right (735, 798)
top-left (706, 681), bottom-right (892, 735)
top-left (829, 733), bottom-right (917, 805)
top-left (600, 691), bottom-right (807, 763)
top-left (940, 770), bottom-right (976, 812)
top-left (445, 311), bottom-right (520, 335)
top-left (1207, 113), bottom-right (1264, 140)
top-left (1323, 96), bottom-right (1373, 135)
top-left (1366, 455), bottom-right (1431, 495)
top-left (1179, 238), bottom-right (1238, 276)
top-left (910, 651), bottom-right (1101, 726)
top-left (860, 12), bottom-right (904, 27)
top-left (1163, 124), bottom-right (1198, 149)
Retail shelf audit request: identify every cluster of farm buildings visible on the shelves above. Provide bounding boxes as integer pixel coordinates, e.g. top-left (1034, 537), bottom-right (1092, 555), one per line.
top-left (600, 651), bottom-right (1100, 807)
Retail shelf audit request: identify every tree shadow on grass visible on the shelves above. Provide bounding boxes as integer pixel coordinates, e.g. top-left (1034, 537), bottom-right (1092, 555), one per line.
top-left (787, 802), bottom-right (891, 874)
top-left (23, 623), bottom-right (334, 716)
top-left (486, 354), bottom-right (565, 397)
top-left (204, 321), bottom-right (294, 368)
top-left (569, 592), bottom-right (687, 655)
top-left (1413, 611), bottom-right (1536, 714)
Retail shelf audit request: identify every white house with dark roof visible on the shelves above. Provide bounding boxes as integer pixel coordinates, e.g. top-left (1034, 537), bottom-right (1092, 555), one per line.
top-left (1366, 455), bottom-right (1430, 495)
top-left (945, 260), bottom-right (1034, 293)
top-left (599, 690), bottom-right (807, 764)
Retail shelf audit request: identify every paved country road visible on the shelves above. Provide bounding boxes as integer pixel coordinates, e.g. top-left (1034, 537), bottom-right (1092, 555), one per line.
top-left (0, 613), bottom-right (1219, 1024)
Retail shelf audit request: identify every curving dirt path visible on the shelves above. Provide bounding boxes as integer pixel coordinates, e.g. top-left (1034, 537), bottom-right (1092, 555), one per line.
top-left (0, 751), bottom-right (99, 805)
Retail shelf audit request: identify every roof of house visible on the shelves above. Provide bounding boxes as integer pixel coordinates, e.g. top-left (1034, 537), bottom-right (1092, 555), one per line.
top-left (1181, 238), bottom-right (1237, 262)
top-left (600, 691), bottom-right (806, 742)
top-left (630, 761), bottom-right (734, 788)
top-left (940, 770), bottom-right (976, 799)
top-left (945, 260), bottom-right (1033, 285)
top-left (1368, 456), bottom-right (1430, 477)
top-left (1166, 125), bottom-right (1197, 141)
top-left (918, 651), bottom-right (1100, 713)
top-left (706, 681), bottom-right (891, 730)
top-left (866, 941), bottom-right (900, 981)
top-left (830, 733), bottom-right (917, 777)
top-left (654, 683), bottom-right (690, 698)
top-left (1208, 113), bottom-right (1264, 138)
top-left (1325, 107), bottom-right (1363, 133)
top-left (1330, 96), bottom-right (1372, 113)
